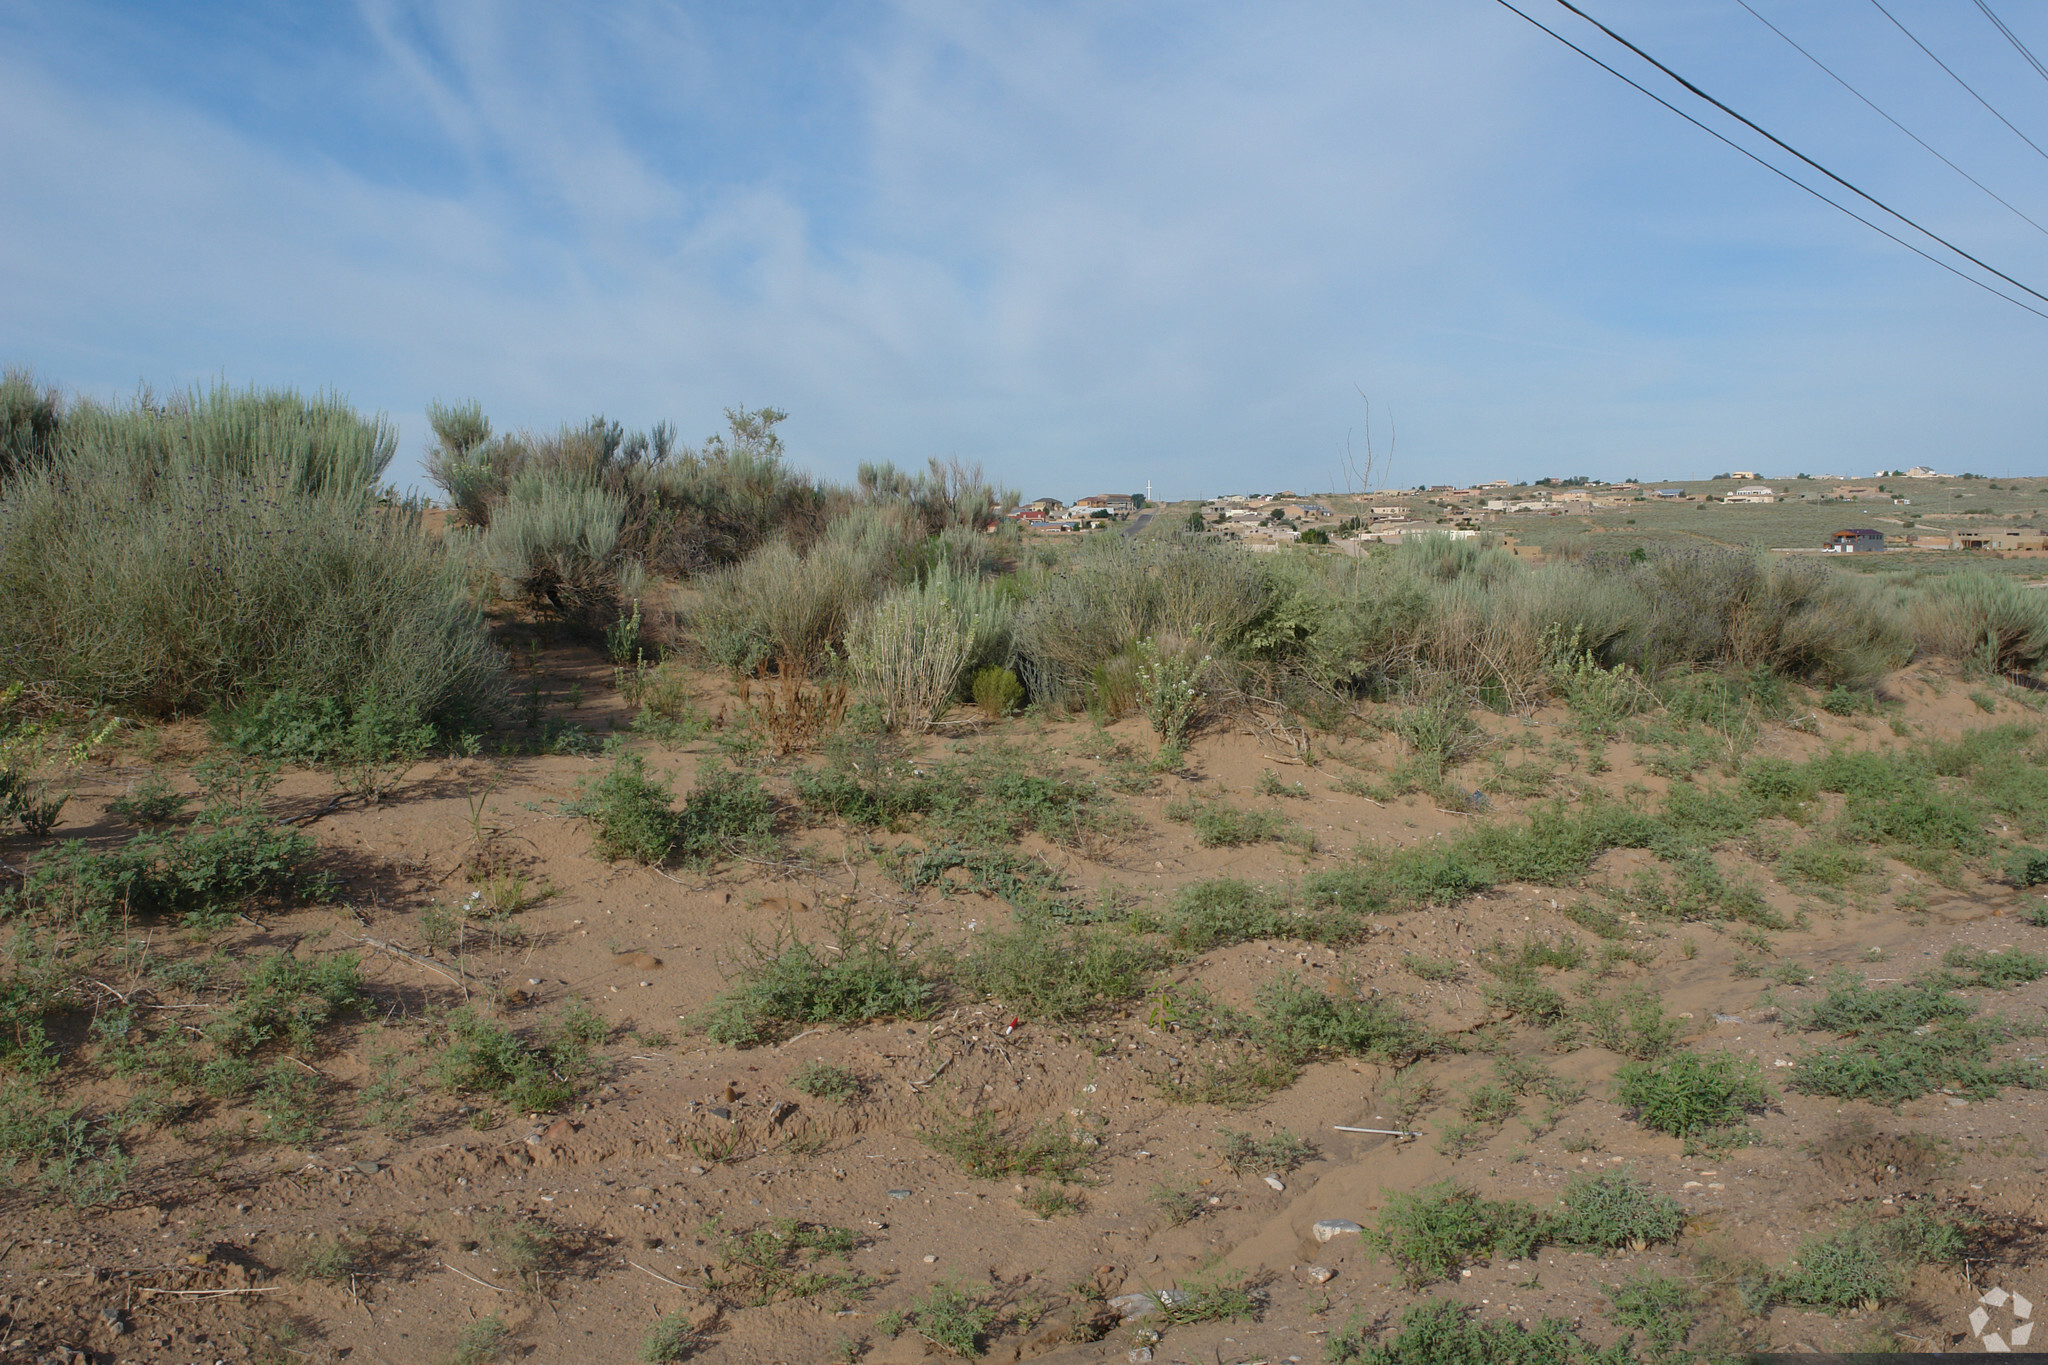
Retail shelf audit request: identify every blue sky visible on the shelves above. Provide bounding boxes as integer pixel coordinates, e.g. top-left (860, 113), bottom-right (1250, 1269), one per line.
top-left (3, 0), bottom-right (2045, 498)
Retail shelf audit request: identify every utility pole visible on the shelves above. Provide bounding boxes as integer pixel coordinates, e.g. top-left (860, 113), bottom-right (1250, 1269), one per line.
top-left (1146, 479), bottom-right (1152, 504)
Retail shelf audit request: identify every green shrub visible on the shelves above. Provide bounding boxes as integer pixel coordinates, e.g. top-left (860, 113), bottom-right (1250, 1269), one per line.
top-left (1543, 1170), bottom-right (1682, 1251)
top-left (0, 368), bottom-right (62, 484)
top-left (1011, 536), bottom-right (1271, 708)
top-left (0, 383), bottom-right (500, 720)
top-left (689, 510), bottom-right (911, 677)
top-left (699, 911), bottom-right (937, 1047)
top-left (955, 920), bottom-right (1164, 1021)
top-left (1910, 569), bottom-right (2048, 673)
top-left (970, 665), bottom-right (1024, 719)
top-left (1370, 1181), bottom-right (1544, 1286)
top-left (1613, 1051), bottom-right (1768, 1138)
top-left (1392, 693), bottom-right (1486, 780)
top-left (476, 475), bottom-right (626, 624)
top-left (1133, 636), bottom-right (1206, 747)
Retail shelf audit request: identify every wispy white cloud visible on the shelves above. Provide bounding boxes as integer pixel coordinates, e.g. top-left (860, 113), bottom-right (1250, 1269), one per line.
top-left (1, 0), bottom-right (2044, 497)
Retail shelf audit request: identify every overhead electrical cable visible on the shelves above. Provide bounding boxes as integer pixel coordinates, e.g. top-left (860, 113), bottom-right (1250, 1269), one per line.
top-left (1869, 0), bottom-right (2048, 164)
top-left (1488, 0), bottom-right (2048, 322)
top-left (1970, 0), bottom-right (2048, 87)
top-left (1735, 0), bottom-right (2048, 240)
top-left (1545, 0), bottom-right (2048, 308)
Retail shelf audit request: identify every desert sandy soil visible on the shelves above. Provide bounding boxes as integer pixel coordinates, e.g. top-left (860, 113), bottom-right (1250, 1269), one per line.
top-left (3, 643), bottom-right (2046, 1365)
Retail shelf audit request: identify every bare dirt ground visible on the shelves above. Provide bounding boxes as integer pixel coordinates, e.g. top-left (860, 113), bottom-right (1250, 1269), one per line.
top-left (4, 646), bottom-right (2046, 1365)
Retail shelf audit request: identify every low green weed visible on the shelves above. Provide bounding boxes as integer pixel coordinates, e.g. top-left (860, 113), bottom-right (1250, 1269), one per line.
top-left (699, 910), bottom-right (937, 1047)
top-left (14, 810), bottom-right (312, 931)
top-left (885, 844), bottom-right (1077, 918)
top-left (1021, 1185), bottom-right (1080, 1218)
top-left (1329, 1298), bottom-right (1638, 1365)
top-left (1571, 986), bottom-right (1684, 1060)
top-left (0, 1081), bottom-right (132, 1205)
top-left (429, 1003), bottom-right (605, 1115)
top-left (1164, 793), bottom-right (1295, 848)
top-left (1604, 1272), bottom-right (1700, 1364)
top-left (1370, 1181), bottom-right (1544, 1286)
top-left (1160, 1260), bottom-right (1263, 1324)
top-left (881, 1280), bottom-right (997, 1357)
top-left (1613, 1051), bottom-right (1769, 1140)
top-left (1149, 1180), bottom-right (1208, 1226)
top-left (1370, 1173), bottom-right (1683, 1289)
top-left (1544, 1170), bottom-right (1682, 1251)
top-left (1757, 1211), bottom-right (1962, 1315)
top-left (573, 753), bottom-right (774, 866)
top-left (1253, 974), bottom-right (1433, 1065)
top-left (709, 1219), bottom-right (870, 1306)
top-left (790, 1060), bottom-right (861, 1103)
top-left (1156, 1049), bottom-right (1300, 1108)
top-left (1167, 878), bottom-right (1304, 950)
top-left (638, 1310), bottom-right (700, 1363)
top-left (107, 770), bottom-right (186, 826)
top-left (954, 919), bottom-right (1164, 1022)
top-left (2008, 847), bottom-right (2048, 887)
top-left (1927, 945), bottom-right (2047, 990)
top-left (921, 1111), bottom-right (1097, 1181)
top-left (1216, 1127), bottom-right (1317, 1176)
top-left (451, 1316), bottom-right (512, 1365)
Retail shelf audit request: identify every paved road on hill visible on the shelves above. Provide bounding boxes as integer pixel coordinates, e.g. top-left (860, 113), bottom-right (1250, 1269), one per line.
top-left (1122, 510), bottom-right (1155, 537)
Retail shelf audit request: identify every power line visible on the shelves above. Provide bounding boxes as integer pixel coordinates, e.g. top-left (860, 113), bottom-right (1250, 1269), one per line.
top-left (1489, 0), bottom-right (2048, 321)
top-left (1869, 0), bottom-right (2048, 164)
top-left (1735, 0), bottom-right (2048, 240)
top-left (1547, 0), bottom-right (2048, 308)
top-left (1971, 0), bottom-right (2048, 87)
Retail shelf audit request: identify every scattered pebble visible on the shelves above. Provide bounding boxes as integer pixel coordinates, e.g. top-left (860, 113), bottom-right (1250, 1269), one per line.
top-left (1313, 1219), bottom-right (1363, 1243)
top-left (888, 1189), bottom-right (912, 1199)
top-left (1306, 1266), bottom-right (1335, 1284)
top-left (1263, 1174), bottom-right (1285, 1191)
top-left (923, 1254), bottom-right (938, 1264)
